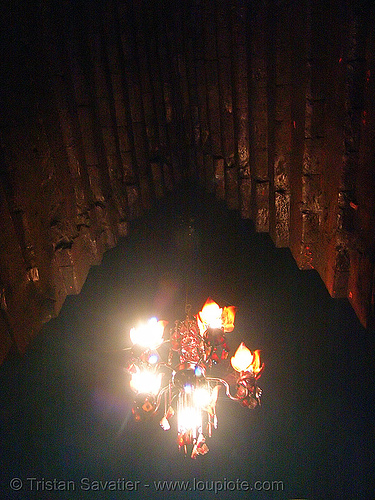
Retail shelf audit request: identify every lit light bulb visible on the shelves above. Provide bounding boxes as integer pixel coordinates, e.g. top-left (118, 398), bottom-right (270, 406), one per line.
top-left (194, 387), bottom-right (212, 408)
top-left (196, 298), bottom-right (236, 335)
top-left (130, 368), bottom-right (162, 395)
top-left (194, 365), bottom-right (203, 377)
top-left (184, 384), bottom-right (192, 394)
top-left (231, 342), bottom-right (254, 372)
top-left (148, 353), bottom-right (159, 364)
top-left (197, 298), bottom-right (223, 333)
top-left (130, 317), bottom-right (167, 349)
top-left (178, 406), bottom-right (202, 435)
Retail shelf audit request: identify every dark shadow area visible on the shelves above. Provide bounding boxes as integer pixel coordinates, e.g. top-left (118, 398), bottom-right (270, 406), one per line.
top-left (1, 183), bottom-right (374, 499)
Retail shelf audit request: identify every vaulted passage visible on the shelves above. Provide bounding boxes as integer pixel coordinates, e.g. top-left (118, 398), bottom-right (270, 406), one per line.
top-left (0, 1), bottom-right (374, 361)
top-left (1, 186), bottom-right (373, 498)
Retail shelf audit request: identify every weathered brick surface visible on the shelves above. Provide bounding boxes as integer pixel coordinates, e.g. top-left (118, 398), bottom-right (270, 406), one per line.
top-left (203, 1), bottom-right (222, 160)
top-left (217, 0), bottom-right (235, 172)
top-left (0, 0), bottom-right (374, 362)
top-left (214, 158), bottom-right (225, 200)
top-left (270, 3), bottom-right (292, 247)
top-left (254, 181), bottom-right (270, 233)
top-left (249, 2), bottom-right (269, 231)
top-left (347, 10), bottom-right (375, 326)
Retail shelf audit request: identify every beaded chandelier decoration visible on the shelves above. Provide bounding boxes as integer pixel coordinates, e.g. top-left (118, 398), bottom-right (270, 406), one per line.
top-left (127, 297), bottom-right (264, 458)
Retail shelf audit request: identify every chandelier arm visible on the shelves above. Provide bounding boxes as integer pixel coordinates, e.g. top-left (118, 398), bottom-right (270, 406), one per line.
top-left (151, 385), bottom-right (170, 416)
top-left (205, 376), bottom-right (242, 402)
top-left (170, 393), bottom-right (179, 406)
top-left (155, 361), bottom-right (174, 371)
top-left (127, 298), bottom-right (263, 457)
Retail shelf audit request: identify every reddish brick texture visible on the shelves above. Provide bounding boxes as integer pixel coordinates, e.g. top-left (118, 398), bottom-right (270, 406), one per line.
top-left (0, 0), bottom-right (374, 361)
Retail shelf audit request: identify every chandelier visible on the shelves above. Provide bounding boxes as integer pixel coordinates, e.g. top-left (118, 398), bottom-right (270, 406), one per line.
top-left (126, 298), bottom-right (264, 458)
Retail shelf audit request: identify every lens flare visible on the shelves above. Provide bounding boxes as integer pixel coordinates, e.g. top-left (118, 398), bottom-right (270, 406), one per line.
top-left (130, 368), bottom-right (162, 395)
top-left (130, 317), bottom-right (167, 349)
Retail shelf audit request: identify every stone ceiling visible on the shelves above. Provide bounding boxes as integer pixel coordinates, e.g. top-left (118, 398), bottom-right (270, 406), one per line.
top-left (0, 0), bottom-right (374, 363)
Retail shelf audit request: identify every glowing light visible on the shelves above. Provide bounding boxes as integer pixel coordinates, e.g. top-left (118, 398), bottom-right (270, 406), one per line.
top-left (178, 406), bottom-right (202, 435)
top-left (160, 416), bottom-right (170, 431)
top-left (221, 305), bottom-right (236, 332)
top-left (251, 349), bottom-right (263, 375)
top-left (148, 353), bottom-right (159, 364)
top-left (130, 368), bottom-right (162, 395)
top-left (126, 296), bottom-right (264, 458)
top-left (184, 384), bottom-right (192, 394)
top-left (231, 342), bottom-right (254, 372)
top-left (130, 317), bottom-right (167, 349)
top-left (197, 298), bottom-right (236, 335)
top-left (231, 343), bottom-right (263, 374)
top-left (197, 298), bottom-right (223, 334)
top-left (194, 387), bottom-right (212, 408)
